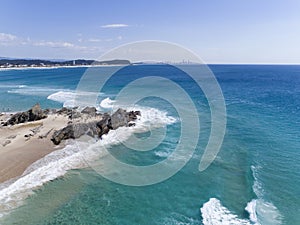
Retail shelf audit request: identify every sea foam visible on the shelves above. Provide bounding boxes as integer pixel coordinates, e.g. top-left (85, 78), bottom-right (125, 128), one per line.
top-left (200, 198), bottom-right (251, 225)
top-left (8, 86), bottom-right (66, 96)
top-left (99, 97), bottom-right (116, 109)
top-left (0, 106), bottom-right (177, 219)
top-left (200, 165), bottom-right (283, 225)
top-left (245, 165), bottom-right (283, 225)
top-left (47, 90), bottom-right (101, 108)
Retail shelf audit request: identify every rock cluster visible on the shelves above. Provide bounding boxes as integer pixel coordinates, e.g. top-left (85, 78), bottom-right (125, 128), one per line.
top-left (1, 104), bottom-right (141, 146)
top-left (3, 103), bottom-right (47, 126)
top-left (51, 108), bottom-right (140, 145)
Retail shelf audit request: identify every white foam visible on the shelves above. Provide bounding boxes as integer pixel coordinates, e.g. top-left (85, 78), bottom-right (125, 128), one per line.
top-left (0, 84), bottom-right (27, 88)
top-left (47, 91), bottom-right (77, 103)
top-left (18, 85), bottom-right (27, 88)
top-left (47, 91), bottom-right (101, 107)
top-left (246, 199), bottom-right (283, 225)
top-left (8, 86), bottom-right (66, 96)
top-left (251, 165), bottom-right (264, 199)
top-left (0, 106), bottom-right (177, 219)
top-left (131, 106), bottom-right (177, 128)
top-left (245, 166), bottom-right (283, 225)
top-left (200, 166), bottom-right (283, 225)
top-left (154, 150), bottom-right (170, 158)
top-left (245, 199), bottom-right (258, 223)
top-left (0, 142), bottom-right (85, 218)
top-left (99, 97), bottom-right (116, 109)
top-left (200, 198), bottom-right (251, 225)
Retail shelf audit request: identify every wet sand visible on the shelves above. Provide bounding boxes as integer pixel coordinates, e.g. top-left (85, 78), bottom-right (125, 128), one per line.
top-left (0, 114), bottom-right (68, 183)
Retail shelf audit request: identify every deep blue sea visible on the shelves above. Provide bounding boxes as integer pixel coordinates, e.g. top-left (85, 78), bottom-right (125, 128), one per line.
top-left (0, 65), bottom-right (299, 225)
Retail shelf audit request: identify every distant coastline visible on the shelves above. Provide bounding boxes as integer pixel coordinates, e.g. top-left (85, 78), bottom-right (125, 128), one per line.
top-left (0, 58), bottom-right (130, 70)
top-left (0, 64), bottom-right (129, 71)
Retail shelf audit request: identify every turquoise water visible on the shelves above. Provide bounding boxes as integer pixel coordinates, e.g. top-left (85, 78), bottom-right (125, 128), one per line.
top-left (0, 65), bottom-right (299, 224)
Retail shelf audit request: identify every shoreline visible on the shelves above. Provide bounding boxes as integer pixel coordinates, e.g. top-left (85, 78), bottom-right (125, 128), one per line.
top-left (0, 105), bottom-right (140, 184)
top-left (0, 64), bottom-right (127, 71)
top-left (0, 104), bottom-right (143, 219)
top-left (0, 114), bottom-right (68, 183)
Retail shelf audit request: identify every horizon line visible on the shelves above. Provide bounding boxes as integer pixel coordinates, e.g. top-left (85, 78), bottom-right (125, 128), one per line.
top-left (1, 57), bottom-right (299, 65)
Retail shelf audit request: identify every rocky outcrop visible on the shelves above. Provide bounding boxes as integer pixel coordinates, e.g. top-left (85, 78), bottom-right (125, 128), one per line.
top-left (2, 103), bottom-right (141, 145)
top-left (3, 103), bottom-right (47, 126)
top-left (111, 108), bottom-right (141, 129)
top-left (51, 109), bottom-right (141, 145)
top-left (81, 106), bottom-right (97, 117)
top-left (51, 121), bottom-right (99, 145)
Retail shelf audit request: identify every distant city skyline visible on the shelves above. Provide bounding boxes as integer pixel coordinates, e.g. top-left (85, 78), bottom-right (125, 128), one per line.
top-left (0, 0), bottom-right (300, 64)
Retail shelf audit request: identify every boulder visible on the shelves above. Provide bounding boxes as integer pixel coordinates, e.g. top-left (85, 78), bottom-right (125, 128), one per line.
top-left (51, 121), bottom-right (100, 145)
top-left (81, 106), bottom-right (97, 117)
top-left (111, 108), bottom-right (128, 129)
top-left (51, 108), bottom-right (141, 145)
top-left (96, 114), bottom-right (113, 137)
top-left (110, 109), bottom-right (140, 129)
top-left (3, 103), bottom-right (47, 126)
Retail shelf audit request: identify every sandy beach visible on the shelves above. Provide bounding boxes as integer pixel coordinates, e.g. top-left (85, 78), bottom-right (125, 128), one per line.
top-left (0, 105), bottom-right (140, 184)
top-left (0, 114), bottom-right (68, 183)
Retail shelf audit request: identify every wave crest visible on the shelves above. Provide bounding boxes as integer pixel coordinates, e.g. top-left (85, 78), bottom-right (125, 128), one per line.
top-left (200, 198), bottom-right (251, 225)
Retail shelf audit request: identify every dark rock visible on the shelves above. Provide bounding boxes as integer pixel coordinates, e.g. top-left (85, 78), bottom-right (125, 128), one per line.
top-left (56, 107), bottom-right (72, 115)
top-left (51, 108), bottom-right (141, 145)
top-left (111, 108), bottom-right (128, 129)
top-left (51, 121), bottom-right (100, 145)
top-left (43, 109), bottom-right (50, 115)
top-left (68, 111), bottom-right (81, 119)
top-left (56, 107), bottom-right (81, 119)
top-left (81, 107), bottom-right (97, 117)
top-left (3, 103), bottom-right (47, 126)
top-left (2, 140), bottom-right (11, 147)
top-left (29, 103), bottom-right (46, 121)
top-left (128, 110), bottom-right (141, 121)
top-left (43, 108), bottom-right (57, 115)
top-left (96, 114), bottom-right (112, 137)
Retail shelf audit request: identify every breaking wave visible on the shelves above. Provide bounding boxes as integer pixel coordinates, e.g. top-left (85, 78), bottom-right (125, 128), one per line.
top-left (99, 97), bottom-right (116, 109)
top-left (0, 106), bottom-right (177, 219)
top-left (200, 166), bottom-right (283, 225)
top-left (201, 198), bottom-right (251, 225)
top-left (47, 91), bottom-right (102, 108)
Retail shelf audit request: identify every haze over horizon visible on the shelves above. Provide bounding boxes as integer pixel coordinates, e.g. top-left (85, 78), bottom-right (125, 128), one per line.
top-left (0, 0), bottom-right (299, 64)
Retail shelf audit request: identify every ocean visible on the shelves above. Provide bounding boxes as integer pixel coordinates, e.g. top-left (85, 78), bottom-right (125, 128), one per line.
top-left (0, 65), bottom-right (299, 225)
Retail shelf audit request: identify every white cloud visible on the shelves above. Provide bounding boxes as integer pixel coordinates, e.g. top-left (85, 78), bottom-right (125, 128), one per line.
top-left (32, 40), bottom-right (103, 54)
top-left (34, 41), bottom-right (75, 48)
top-left (0, 33), bottom-right (103, 56)
top-left (87, 37), bottom-right (122, 42)
top-left (0, 33), bottom-right (18, 46)
top-left (88, 38), bottom-right (102, 42)
top-left (101, 24), bottom-right (129, 28)
top-left (0, 33), bottom-right (17, 42)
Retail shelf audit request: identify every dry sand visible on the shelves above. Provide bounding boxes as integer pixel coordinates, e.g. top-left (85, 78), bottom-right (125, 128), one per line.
top-left (0, 114), bottom-right (69, 183)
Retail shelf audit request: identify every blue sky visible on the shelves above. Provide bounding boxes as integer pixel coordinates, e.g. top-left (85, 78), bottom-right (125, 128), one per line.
top-left (0, 0), bottom-right (299, 63)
